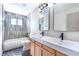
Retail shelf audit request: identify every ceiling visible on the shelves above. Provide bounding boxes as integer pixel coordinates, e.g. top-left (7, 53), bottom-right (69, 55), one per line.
top-left (3, 3), bottom-right (40, 15)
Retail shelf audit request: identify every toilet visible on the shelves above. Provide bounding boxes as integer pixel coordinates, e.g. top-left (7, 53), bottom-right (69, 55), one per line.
top-left (22, 40), bottom-right (30, 56)
top-left (22, 40), bottom-right (30, 51)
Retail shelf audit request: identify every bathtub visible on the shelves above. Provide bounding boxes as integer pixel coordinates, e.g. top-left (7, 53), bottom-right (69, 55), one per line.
top-left (3, 37), bottom-right (30, 51)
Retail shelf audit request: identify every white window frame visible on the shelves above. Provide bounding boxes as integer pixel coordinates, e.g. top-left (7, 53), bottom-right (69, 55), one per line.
top-left (11, 18), bottom-right (22, 26)
top-left (11, 18), bottom-right (17, 25)
top-left (17, 19), bottom-right (22, 26)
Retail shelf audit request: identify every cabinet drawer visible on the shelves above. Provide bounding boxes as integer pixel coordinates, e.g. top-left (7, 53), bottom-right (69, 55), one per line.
top-left (35, 41), bottom-right (42, 47)
top-left (56, 51), bottom-right (66, 56)
top-left (42, 48), bottom-right (55, 56)
top-left (43, 45), bottom-right (55, 54)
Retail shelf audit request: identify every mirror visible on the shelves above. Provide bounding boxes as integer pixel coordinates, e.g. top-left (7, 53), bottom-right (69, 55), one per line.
top-left (54, 3), bottom-right (79, 31)
top-left (39, 6), bottom-right (50, 31)
top-left (67, 11), bottom-right (79, 31)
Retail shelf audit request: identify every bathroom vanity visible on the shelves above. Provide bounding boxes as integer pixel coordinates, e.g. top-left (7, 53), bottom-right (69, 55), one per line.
top-left (29, 34), bottom-right (79, 56)
top-left (30, 39), bottom-right (66, 56)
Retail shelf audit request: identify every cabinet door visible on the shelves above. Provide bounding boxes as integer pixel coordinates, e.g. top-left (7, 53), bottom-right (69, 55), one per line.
top-left (35, 44), bottom-right (42, 56)
top-left (56, 51), bottom-right (66, 56)
top-left (30, 41), bottom-right (35, 56)
top-left (43, 45), bottom-right (55, 54)
top-left (42, 49), bottom-right (55, 56)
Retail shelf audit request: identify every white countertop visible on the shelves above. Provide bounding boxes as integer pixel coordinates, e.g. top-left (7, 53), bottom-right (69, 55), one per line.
top-left (30, 34), bottom-right (79, 56)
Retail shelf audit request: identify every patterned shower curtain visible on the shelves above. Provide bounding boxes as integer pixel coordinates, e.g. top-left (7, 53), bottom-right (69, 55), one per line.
top-left (4, 11), bottom-right (27, 40)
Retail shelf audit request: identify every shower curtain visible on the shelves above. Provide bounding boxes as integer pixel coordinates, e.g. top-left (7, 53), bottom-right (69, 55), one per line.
top-left (4, 12), bottom-right (28, 40)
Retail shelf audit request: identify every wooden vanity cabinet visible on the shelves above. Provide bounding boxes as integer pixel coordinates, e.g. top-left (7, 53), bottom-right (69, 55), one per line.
top-left (30, 39), bottom-right (42, 56)
top-left (56, 50), bottom-right (66, 56)
top-left (42, 45), bottom-right (55, 56)
top-left (30, 40), bottom-right (35, 56)
top-left (30, 39), bottom-right (66, 56)
top-left (35, 40), bottom-right (42, 56)
top-left (42, 44), bottom-right (66, 56)
top-left (42, 48), bottom-right (55, 56)
top-left (35, 41), bottom-right (42, 47)
top-left (35, 44), bottom-right (42, 56)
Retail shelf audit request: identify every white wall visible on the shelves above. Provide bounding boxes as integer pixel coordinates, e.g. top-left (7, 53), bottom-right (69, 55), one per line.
top-left (64, 32), bottom-right (79, 42)
top-left (30, 7), bottom-right (41, 34)
top-left (0, 4), bottom-right (2, 56)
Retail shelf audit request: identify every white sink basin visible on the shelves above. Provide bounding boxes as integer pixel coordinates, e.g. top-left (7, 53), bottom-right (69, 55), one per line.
top-left (60, 40), bottom-right (75, 46)
top-left (41, 36), bottom-right (74, 47)
top-left (41, 36), bottom-right (61, 44)
top-left (30, 34), bottom-right (42, 39)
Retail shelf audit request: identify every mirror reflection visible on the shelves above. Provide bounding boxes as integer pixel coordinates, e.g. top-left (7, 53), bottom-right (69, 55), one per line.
top-left (39, 3), bottom-right (50, 31)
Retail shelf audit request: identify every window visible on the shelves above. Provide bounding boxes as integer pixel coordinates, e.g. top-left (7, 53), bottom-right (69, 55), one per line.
top-left (11, 18), bottom-right (17, 25)
top-left (11, 18), bottom-right (22, 26)
top-left (18, 19), bottom-right (22, 25)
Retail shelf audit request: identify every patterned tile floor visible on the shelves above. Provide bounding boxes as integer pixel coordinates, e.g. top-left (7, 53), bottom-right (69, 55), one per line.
top-left (2, 47), bottom-right (23, 56)
top-left (2, 47), bottom-right (31, 56)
